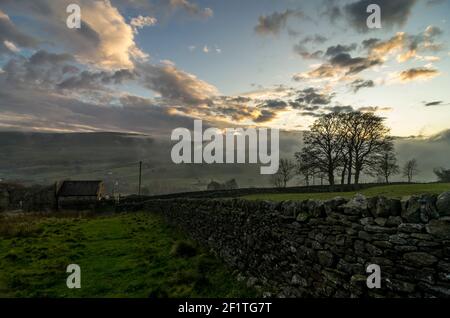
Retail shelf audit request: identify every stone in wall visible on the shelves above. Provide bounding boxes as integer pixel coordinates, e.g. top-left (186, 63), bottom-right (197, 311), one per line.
top-left (123, 191), bottom-right (450, 298)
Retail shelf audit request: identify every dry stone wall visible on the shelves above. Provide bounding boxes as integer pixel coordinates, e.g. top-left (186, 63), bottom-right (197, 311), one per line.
top-left (125, 192), bottom-right (450, 298)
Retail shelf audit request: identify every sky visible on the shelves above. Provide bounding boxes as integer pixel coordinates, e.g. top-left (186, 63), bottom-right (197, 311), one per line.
top-left (0, 0), bottom-right (449, 137)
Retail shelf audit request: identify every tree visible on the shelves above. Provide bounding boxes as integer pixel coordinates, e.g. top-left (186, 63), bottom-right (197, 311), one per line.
top-left (434, 168), bottom-right (450, 182)
top-left (341, 112), bottom-right (391, 185)
top-left (369, 141), bottom-right (399, 184)
top-left (272, 158), bottom-right (295, 188)
top-left (403, 159), bottom-right (419, 183)
top-left (299, 113), bottom-right (346, 185)
top-left (224, 178), bottom-right (238, 190)
top-left (295, 150), bottom-right (315, 186)
top-left (296, 111), bottom-right (392, 186)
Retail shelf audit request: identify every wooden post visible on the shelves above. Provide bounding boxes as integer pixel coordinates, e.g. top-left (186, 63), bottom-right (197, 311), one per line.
top-left (138, 161), bottom-right (142, 196)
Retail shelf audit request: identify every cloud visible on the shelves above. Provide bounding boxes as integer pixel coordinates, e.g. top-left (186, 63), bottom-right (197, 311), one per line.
top-left (325, 105), bottom-right (355, 113)
top-left (363, 27), bottom-right (444, 63)
top-left (2, 50), bottom-right (76, 88)
top-left (168, 0), bottom-right (213, 19)
top-left (325, 43), bottom-right (357, 56)
top-left (293, 45), bottom-right (323, 60)
top-left (290, 87), bottom-right (334, 109)
top-left (350, 79), bottom-right (375, 92)
top-left (399, 67), bottom-right (440, 81)
top-left (255, 10), bottom-right (305, 36)
top-left (343, 0), bottom-right (418, 32)
top-left (423, 101), bottom-right (448, 107)
top-left (57, 69), bottom-right (136, 91)
top-left (0, 9), bottom-right (37, 54)
top-left (130, 15), bottom-right (157, 33)
top-left (1, 0), bottom-right (147, 69)
top-left (293, 34), bottom-right (328, 60)
top-left (358, 106), bottom-right (392, 112)
top-left (299, 34), bottom-right (328, 45)
top-left (254, 109), bottom-right (279, 123)
top-left (139, 62), bottom-right (219, 106)
top-left (259, 99), bottom-right (289, 110)
top-left (329, 53), bottom-right (382, 75)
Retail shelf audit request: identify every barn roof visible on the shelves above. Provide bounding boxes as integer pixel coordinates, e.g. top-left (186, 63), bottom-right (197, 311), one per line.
top-left (57, 180), bottom-right (103, 197)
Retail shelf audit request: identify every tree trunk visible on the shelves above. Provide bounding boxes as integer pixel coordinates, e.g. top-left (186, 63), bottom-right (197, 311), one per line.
top-left (354, 167), bottom-right (360, 185)
top-left (341, 160), bottom-right (347, 185)
top-left (328, 171), bottom-right (335, 186)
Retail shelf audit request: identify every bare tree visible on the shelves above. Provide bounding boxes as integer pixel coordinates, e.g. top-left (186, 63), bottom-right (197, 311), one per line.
top-left (270, 173), bottom-right (285, 188)
top-left (341, 112), bottom-right (391, 185)
top-left (370, 141), bottom-right (399, 184)
top-left (273, 158), bottom-right (295, 188)
top-left (403, 159), bottom-right (419, 183)
top-left (298, 113), bottom-right (346, 186)
top-left (295, 150), bottom-right (315, 186)
top-left (296, 111), bottom-right (392, 186)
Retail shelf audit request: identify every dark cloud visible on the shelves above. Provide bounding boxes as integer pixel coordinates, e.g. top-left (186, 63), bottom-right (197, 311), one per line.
top-left (325, 105), bottom-right (355, 113)
top-left (255, 9), bottom-right (306, 35)
top-left (0, 9), bottom-right (37, 54)
top-left (325, 43), bottom-right (357, 56)
top-left (2, 50), bottom-right (76, 88)
top-left (29, 50), bottom-right (75, 65)
top-left (293, 44), bottom-right (323, 60)
top-left (300, 34), bottom-right (328, 45)
top-left (350, 79), bottom-right (375, 92)
top-left (254, 109), bottom-right (278, 123)
top-left (165, 0), bottom-right (213, 18)
top-left (358, 106), bottom-right (392, 112)
top-left (139, 62), bottom-right (218, 106)
top-left (290, 88), bottom-right (334, 109)
top-left (344, 0), bottom-right (418, 32)
top-left (399, 67), bottom-right (439, 81)
top-left (298, 111), bottom-right (323, 118)
top-left (329, 53), bottom-right (382, 75)
top-left (362, 38), bottom-right (381, 50)
top-left (423, 101), bottom-right (448, 107)
top-left (260, 99), bottom-right (289, 110)
top-left (293, 34), bottom-right (328, 60)
top-left (58, 69), bottom-right (136, 90)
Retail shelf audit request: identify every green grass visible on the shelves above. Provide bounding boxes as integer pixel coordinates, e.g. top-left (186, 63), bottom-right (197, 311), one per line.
top-left (242, 183), bottom-right (450, 202)
top-left (0, 212), bottom-right (256, 298)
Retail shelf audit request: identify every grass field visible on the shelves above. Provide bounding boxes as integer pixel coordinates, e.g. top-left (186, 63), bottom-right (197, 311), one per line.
top-left (242, 183), bottom-right (450, 202)
top-left (0, 212), bottom-right (256, 298)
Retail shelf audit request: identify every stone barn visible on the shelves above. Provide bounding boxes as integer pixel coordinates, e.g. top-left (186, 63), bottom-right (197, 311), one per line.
top-left (56, 180), bottom-right (105, 210)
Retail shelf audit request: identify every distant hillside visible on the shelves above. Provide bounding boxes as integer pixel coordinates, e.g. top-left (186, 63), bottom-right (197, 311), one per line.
top-left (0, 129), bottom-right (448, 195)
top-left (0, 131), bottom-right (270, 194)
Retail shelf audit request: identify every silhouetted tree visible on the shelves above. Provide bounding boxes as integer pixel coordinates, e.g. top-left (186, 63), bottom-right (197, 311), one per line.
top-left (295, 150), bottom-right (315, 186)
top-left (296, 111), bottom-right (392, 186)
top-left (341, 112), bottom-right (391, 185)
top-left (272, 158), bottom-right (295, 188)
top-left (434, 168), bottom-right (450, 182)
top-left (403, 159), bottom-right (419, 183)
top-left (298, 113), bottom-right (346, 186)
top-left (369, 141), bottom-right (399, 184)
